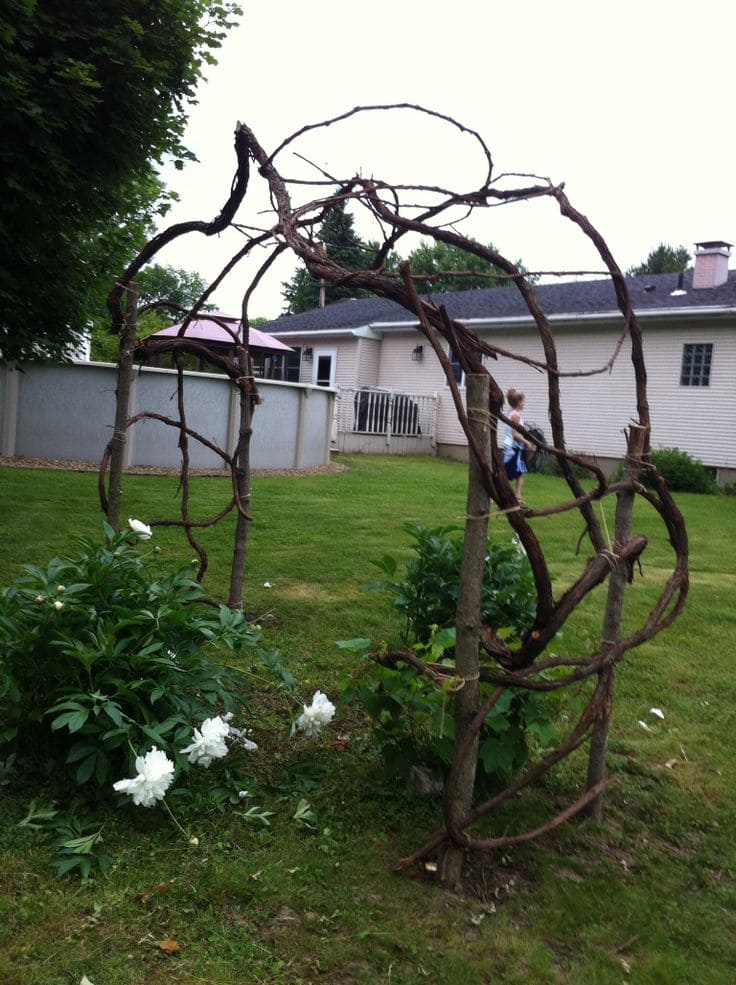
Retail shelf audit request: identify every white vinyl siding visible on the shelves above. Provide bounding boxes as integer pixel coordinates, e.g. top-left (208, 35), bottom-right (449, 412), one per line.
top-left (373, 319), bottom-right (736, 469)
top-left (644, 322), bottom-right (735, 468)
top-left (284, 336), bottom-right (357, 387)
top-left (356, 337), bottom-right (381, 388)
top-left (280, 313), bottom-right (736, 472)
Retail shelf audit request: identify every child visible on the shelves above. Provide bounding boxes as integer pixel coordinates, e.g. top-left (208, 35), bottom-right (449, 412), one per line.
top-left (502, 387), bottom-right (534, 501)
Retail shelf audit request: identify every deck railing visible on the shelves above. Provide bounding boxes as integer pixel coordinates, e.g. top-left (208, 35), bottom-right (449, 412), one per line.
top-left (334, 387), bottom-right (438, 452)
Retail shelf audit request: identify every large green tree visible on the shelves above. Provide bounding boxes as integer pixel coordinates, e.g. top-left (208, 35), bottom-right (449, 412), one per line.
top-left (0, 0), bottom-right (240, 363)
top-left (406, 239), bottom-right (523, 293)
top-left (627, 243), bottom-right (691, 276)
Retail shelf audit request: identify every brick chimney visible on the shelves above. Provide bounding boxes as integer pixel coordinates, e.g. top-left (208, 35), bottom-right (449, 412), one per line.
top-left (692, 240), bottom-right (732, 289)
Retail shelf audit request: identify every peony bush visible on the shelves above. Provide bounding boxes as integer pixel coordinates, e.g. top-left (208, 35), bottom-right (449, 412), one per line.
top-left (1, 523), bottom-right (338, 874)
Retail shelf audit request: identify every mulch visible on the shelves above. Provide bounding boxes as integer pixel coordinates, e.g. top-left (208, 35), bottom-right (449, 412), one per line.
top-left (0, 455), bottom-right (350, 479)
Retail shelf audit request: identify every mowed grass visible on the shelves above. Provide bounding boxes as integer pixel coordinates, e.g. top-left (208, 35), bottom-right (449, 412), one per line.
top-left (0, 455), bottom-right (735, 985)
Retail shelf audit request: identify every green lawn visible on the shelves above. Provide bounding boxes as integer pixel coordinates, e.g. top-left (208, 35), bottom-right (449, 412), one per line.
top-left (1, 456), bottom-right (735, 984)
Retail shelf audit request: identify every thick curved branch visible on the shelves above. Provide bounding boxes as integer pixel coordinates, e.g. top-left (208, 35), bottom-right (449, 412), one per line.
top-left (107, 124), bottom-right (251, 331)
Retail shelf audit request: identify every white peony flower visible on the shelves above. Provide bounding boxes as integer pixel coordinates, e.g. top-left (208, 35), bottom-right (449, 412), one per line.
top-left (53, 600), bottom-right (64, 612)
top-left (113, 747), bottom-right (175, 807)
top-left (128, 518), bottom-right (153, 540)
top-left (180, 715), bottom-right (230, 768)
top-left (238, 790), bottom-right (251, 799)
top-left (57, 585), bottom-right (66, 593)
top-left (35, 595), bottom-right (44, 603)
top-left (650, 707), bottom-right (665, 720)
top-left (296, 690), bottom-right (336, 738)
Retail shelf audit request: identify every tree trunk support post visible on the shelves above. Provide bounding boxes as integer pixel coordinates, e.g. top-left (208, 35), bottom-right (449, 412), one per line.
top-left (440, 374), bottom-right (490, 889)
top-left (106, 283), bottom-right (139, 531)
top-left (585, 422), bottom-right (648, 817)
top-left (227, 345), bottom-right (256, 609)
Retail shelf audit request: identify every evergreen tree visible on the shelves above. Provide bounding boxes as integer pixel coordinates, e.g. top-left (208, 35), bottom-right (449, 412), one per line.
top-left (281, 203), bottom-right (384, 313)
top-left (627, 243), bottom-right (691, 276)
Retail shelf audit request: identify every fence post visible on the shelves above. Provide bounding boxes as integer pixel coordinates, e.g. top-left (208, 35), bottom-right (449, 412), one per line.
top-left (430, 393), bottom-right (439, 450)
top-left (227, 380), bottom-right (240, 456)
top-left (294, 388), bottom-right (307, 468)
top-left (385, 392), bottom-right (393, 447)
top-left (324, 390), bottom-right (335, 463)
top-left (1, 363), bottom-right (19, 457)
top-left (123, 371), bottom-right (138, 468)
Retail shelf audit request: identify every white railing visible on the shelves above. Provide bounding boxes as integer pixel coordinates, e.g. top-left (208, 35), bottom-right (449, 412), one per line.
top-left (334, 387), bottom-right (438, 452)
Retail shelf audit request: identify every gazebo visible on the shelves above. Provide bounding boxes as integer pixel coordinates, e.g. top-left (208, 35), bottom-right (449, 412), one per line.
top-left (148, 312), bottom-right (294, 379)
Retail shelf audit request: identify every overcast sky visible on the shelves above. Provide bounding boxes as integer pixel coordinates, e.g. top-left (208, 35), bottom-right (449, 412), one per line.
top-left (157, 0), bottom-right (735, 320)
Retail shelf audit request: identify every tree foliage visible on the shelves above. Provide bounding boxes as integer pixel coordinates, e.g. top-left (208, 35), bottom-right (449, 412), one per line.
top-left (90, 264), bottom-right (211, 362)
top-left (0, 0), bottom-right (241, 363)
top-left (405, 239), bottom-right (517, 292)
top-left (627, 243), bottom-right (691, 276)
top-left (281, 203), bottom-right (392, 314)
top-left (282, 213), bottom-right (525, 314)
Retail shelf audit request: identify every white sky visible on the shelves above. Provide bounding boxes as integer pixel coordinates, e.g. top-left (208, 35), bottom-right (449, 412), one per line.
top-left (157, 0), bottom-right (736, 320)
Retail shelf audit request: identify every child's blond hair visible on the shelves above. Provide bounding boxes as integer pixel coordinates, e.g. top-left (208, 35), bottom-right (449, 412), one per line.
top-left (506, 387), bottom-right (525, 409)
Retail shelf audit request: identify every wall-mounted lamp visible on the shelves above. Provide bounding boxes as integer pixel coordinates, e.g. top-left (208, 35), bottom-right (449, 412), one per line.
top-left (303, 346), bottom-right (313, 361)
top-left (411, 344), bottom-right (424, 362)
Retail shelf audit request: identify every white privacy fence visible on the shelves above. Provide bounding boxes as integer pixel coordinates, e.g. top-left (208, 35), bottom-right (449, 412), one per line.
top-left (0, 362), bottom-right (335, 471)
top-left (333, 387), bottom-right (438, 455)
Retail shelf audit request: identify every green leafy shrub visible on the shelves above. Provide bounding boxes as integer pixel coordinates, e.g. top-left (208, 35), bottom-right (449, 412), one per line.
top-left (344, 634), bottom-right (559, 788)
top-left (645, 447), bottom-right (717, 494)
top-left (370, 522), bottom-right (536, 644)
top-left (346, 524), bottom-right (558, 788)
top-left (0, 523), bottom-right (263, 792)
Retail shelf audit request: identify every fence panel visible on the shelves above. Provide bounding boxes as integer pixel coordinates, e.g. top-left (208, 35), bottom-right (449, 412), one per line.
top-left (1, 362), bottom-right (334, 471)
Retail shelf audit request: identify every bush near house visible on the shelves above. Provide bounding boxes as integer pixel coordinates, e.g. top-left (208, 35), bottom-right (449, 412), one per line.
top-left (645, 447), bottom-right (718, 494)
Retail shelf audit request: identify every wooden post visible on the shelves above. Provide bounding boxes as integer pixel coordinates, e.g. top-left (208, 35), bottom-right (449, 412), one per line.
top-left (227, 344), bottom-right (255, 609)
top-left (439, 374), bottom-right (490, 889)
top-left (585, 422), bottom-right (648, 816)
top-left (106, 283), bottom-right (138, 531)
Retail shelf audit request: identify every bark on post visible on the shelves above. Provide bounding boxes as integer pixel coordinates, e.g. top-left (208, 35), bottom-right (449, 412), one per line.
top-left (106, 282), bottom-right (138, 531)
top-left (585, 423), bottom-right (648, 816)
top-left (440, 374), bottom-right (490, 889)
top-left (227, 344), bottom-right (255, 609)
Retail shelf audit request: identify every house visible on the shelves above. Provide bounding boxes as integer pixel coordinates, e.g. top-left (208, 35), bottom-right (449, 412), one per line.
top-left (259, 242), bottom-right (736, 485)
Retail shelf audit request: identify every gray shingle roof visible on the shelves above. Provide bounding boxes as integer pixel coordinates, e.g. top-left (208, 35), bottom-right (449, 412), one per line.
top-left (260, 269), bottom-right (736, 335)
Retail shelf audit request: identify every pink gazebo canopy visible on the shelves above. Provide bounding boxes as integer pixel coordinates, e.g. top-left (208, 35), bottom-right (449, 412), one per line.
top-left (154, 312), bottom-right (292, 352)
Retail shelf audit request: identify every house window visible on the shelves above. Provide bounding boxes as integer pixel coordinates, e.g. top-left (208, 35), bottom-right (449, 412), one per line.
top-left (448, 346), bottom-right (483, 387)
top-left (680, 343), bottom-right (713, 387)
top-left (284, 347), bottom-right (301, 382)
